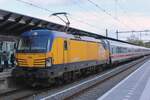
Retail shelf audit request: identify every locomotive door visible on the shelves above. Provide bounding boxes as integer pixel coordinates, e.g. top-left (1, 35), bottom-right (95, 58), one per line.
top-left (63, 40), bottom-right (68, 64)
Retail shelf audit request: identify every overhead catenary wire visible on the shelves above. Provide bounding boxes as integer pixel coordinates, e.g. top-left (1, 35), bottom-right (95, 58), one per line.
top-left (72, 0), bottom-right (111, 31)
top-left (114, 3), bottom-right (150, 41)
top-left (116, 2), bottom-right (141, 29)
top-left (69, 0), bottom-right (105, 31)
top-left (16, 0), bottom-right (144, 37)
top-left (75, 0), bottom-right (140, 35)
top-left (72, 0), bottom-right (103, 20)
top-left (16, 0), bottom-right (54, 13)
top-left (16, 0), bottom-right (103, 33)
top-left (75, 0), bottom-right (120, 33)
top-left (16, 0), bottom-right (128, 29)
top-left (86, 0), bottom-right (133, 30)
top-left (68, 15), bottom-right (104, 31)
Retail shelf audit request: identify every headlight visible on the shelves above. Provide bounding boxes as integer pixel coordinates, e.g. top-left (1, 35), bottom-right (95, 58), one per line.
top-left (46, 58), bottom-right (52, 67)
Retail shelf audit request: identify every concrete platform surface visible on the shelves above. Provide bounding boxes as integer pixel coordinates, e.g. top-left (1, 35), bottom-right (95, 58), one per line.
top-left (98, 59), bottom-right (150, 100)
top-left (0, 69), bottom-right (12, 79)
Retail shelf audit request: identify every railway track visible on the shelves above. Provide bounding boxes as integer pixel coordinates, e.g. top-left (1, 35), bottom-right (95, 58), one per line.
top-left (0, 88), bottom-right (33, 100)
top-left (0, 56), bottom-right (149, 100)
top-left (0, 85), bottom-right (54, 100)
top-left (66, 57), bottom-right (149, 100)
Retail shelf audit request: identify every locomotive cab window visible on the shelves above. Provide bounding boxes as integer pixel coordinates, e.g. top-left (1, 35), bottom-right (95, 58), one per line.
top-left (64, 40), bottom-right (68, 50)
top-left (17, 36), bottom-right (51, 53)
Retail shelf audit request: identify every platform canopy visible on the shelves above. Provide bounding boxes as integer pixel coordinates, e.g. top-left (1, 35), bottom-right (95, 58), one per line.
top-left (0, 9), bottom-right (135, 44)
top-left (0, 9), bottom-right (101, 37)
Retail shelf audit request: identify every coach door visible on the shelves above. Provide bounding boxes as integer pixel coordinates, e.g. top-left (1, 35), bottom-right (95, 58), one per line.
top-left (63, 40), bottom-right (68, 64)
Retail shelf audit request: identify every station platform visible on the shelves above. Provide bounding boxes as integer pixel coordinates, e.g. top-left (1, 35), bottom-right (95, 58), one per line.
top-left (98, 59), bottom-right (150, 100)
top-left (0, 69), bottom-right (11, 79)
top-left (0, 68), bottom-right (12, 90)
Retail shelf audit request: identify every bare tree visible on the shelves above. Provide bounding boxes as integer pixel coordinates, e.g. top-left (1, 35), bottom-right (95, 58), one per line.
top-left (127, 34), bottom-right (144, 46)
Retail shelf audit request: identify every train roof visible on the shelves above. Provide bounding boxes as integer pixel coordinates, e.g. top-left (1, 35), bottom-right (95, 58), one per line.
top-left (21, 29), bottom-right (102, 43)
top-left (108, 39), bottom-right (150, 50)
top-left (21, 29), bottom-right (150, 50)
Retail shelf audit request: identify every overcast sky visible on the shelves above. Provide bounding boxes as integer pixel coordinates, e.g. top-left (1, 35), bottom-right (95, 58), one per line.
top-left (0, 0), bottom-right (150, 41)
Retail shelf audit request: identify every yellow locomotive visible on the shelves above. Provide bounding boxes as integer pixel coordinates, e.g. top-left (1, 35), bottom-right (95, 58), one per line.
top-left (12, 29), bottom-right (110, 85)
top-left (12, 29), bottom-right (150, 86)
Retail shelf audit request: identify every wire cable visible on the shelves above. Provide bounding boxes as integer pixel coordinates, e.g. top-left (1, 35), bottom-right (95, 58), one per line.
top-left (86, 0), bottom-right (133, 29)
top-left (16, 0), bottom-right (54, 13)
top-left (72, 0), bottom-right (103, 20)
top-left (16, 0), bottom-right (103, 33)
top-left (117, 3), bottom-right (141, 28)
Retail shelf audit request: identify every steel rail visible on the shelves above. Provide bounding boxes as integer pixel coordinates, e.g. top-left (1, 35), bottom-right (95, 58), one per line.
top-left (41, 56), bottom-right (149, 100)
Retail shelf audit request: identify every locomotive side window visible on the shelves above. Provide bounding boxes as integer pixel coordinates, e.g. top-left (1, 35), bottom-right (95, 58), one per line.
top-left (64, 40), bottom-right (68, 50)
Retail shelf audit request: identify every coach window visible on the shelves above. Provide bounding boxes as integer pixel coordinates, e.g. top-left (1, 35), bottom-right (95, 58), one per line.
top-left (64, 40), bottom-right (68, 50)
top-left (111, 47), bottom-right (113, 54)
top-left (111, 46), bottom-right (114, 54)
top-left (112, 46), bottom-right (117, 54)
